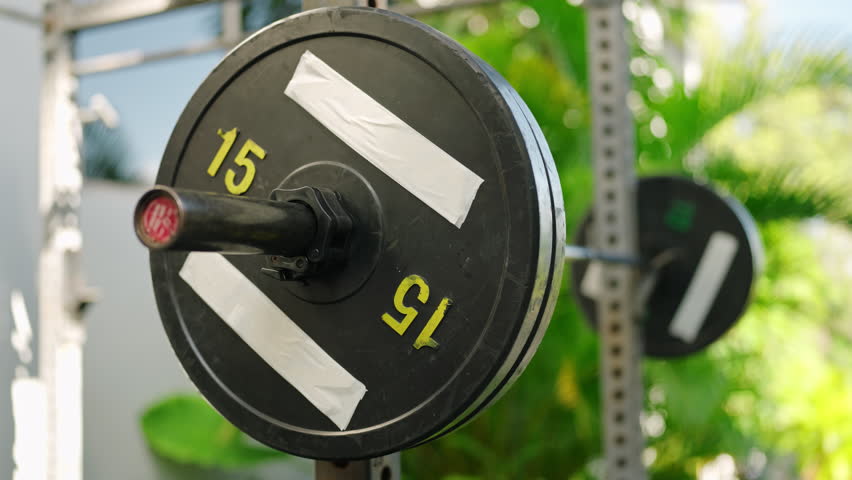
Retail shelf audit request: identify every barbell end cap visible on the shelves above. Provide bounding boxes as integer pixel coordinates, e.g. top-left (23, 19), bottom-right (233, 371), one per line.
top-left (133, 186), bottom-right (183, 250)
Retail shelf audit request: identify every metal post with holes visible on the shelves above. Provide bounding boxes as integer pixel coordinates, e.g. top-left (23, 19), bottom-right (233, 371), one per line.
top-left (39, 1), bottom-right (91, 479)
top-left (314, 456), bottom-right (401, 480)
top-left (584, 1), bottom-right (647, 479)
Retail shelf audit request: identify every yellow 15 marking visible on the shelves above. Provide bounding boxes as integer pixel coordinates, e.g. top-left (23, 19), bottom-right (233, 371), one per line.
top-left (207, 127), bottom-right (267, 195)
top-left (382, 274), bottom-right (453, 350)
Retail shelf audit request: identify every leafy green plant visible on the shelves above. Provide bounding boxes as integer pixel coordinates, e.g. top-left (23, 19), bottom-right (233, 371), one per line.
top-left (141, 394), bottom-right (287, 468)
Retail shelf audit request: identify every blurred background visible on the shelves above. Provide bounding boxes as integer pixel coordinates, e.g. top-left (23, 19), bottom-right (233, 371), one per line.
top-left (1, 0), bottom-right (851, 479)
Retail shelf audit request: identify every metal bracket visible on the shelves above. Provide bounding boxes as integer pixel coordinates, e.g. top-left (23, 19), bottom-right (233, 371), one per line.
top-left (315, 456), bottom-right (400, 480)
top-left (585, 2), bottom-right (647, 479)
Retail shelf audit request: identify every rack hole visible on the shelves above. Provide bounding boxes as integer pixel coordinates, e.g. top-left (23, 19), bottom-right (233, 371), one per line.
top-left (381, 466), bottom-right (392, 480)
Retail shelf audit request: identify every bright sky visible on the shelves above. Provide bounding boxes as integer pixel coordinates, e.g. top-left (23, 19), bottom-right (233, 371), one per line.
top-left (74, 1), bottom-right (852, 182)
top-left (764, 0), bottom-right (852, 38)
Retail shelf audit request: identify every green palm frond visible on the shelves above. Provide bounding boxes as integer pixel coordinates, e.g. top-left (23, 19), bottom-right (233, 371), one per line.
top-left (641, 36), bottom-right (852, 171)
top-left (525, 0), bottom-right (588, 89)
top-left (700, 153), bottom-right (852, 226)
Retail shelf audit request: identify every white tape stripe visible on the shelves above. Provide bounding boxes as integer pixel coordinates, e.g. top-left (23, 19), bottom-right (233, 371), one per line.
top-left (668, 231), bottom-right (739, 343)
top-left (179, 252), bottom-right (366, 430)
top-left (580, 261), bottom-right (603, 299)
top-left (285, 50), bottom-right (484, 228)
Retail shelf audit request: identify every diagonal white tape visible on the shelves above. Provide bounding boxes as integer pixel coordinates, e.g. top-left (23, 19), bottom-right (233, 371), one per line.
top-left (179, 252), bottom-right (366, 430)
top-left (580, 261), bottom-right (603, 300)
top-left (285, 50), bottom-right (484, 228)
top-left (668, 231), bottom-right (739, 343)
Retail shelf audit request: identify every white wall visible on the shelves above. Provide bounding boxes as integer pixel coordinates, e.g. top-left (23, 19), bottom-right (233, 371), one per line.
top-left (0, 1), bottom-right (43, 478)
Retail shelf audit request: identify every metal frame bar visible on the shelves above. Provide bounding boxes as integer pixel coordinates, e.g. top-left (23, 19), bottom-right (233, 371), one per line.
top-left (564, 245), bottom-right (639, 265)
top-left (63, 0), bottom-right (210, 31)
top-left (392, 0), bottom-right (501, 16)
top-left (70, 0), bottom-right (513, 76)
top-left (60, 0), bottom-right (505, 34)
top-left (584, 1), bottom-right (647, 479)
top-left (0, 5), bottom-right (42, 24)
top-left (39, 1), bottom-right (89, 479)
top-left (72, 38), bottom-right (237, 76)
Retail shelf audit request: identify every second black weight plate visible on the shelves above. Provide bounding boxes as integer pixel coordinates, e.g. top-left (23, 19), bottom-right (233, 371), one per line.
top-left (149, 7), bottom-right (561, 459)
top-left (572, 176), bottom-right (762, 357)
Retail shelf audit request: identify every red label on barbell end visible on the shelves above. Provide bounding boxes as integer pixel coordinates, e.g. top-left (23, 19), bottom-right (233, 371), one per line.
top-left (141, 195), bottom-right (179, 245)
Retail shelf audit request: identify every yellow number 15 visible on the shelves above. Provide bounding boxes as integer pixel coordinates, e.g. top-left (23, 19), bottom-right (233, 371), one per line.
top-left (207, 127), bottom-right (266, 195)
top-left (382, 275), bottom-right (452, 350)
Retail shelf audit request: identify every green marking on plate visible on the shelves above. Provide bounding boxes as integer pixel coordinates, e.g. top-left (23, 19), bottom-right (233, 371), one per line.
top-left (664, 200), bottom-right (696, 233)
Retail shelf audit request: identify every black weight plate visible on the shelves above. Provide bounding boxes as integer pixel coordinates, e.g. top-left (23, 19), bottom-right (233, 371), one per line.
top-left (498, 76), bottom-right (566, 388)
top-left (571, 176), bottom-right (762, 357)
top-left (150, 7), bottom-right (559, 460)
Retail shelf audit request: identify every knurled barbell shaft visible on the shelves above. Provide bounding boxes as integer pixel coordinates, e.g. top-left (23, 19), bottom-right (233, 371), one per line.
top-left (133, 186), bottom-right (317, 256)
